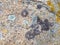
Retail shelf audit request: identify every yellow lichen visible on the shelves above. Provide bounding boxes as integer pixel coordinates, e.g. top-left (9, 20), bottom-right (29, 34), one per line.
top-left (1, 28), bottom-right (8, 34)
top-left (47, 0), bottom-right (54, 7)
top-left (56, 10), bottom-right (60, 16)
top-left (57, 29), bottom-right (60, 34)
top-left (50, 6), bottom-right (55, 12)
top-left (56, 15), bottom-right (60, 23)
top-left (47, 0), bottom-right (55, 12)
top-left (57, 2), bottom-right (60, 8)
top-left (56, 10), bottom-right (60, 23)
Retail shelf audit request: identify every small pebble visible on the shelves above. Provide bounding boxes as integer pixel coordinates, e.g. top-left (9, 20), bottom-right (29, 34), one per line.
top-left (0, 2), bottom-right (3, 7)
top-left (8, 14), bottom-right (16, 21)
top-left (0, 32), bottom-right (3, 40)
top-left (37, 4), bottom-right (42, 9)
top-left (23, 19), bottom-right (29, 26)
top-left (0, 10), bottom-right (3, 15)
top-left (41, 24), bottom-right (49, 31)
top-left (44, 19), bottom-right (50, 30)
top-left (44, 19), bottom-right (49, 23)
top-left (21, 9), bottom-right (28, 17)
top-left (49, 22), bottom-right (54, 27)
top-left (30, 24), bottom-right (36, 28)
top-left (33, 29), bottom-right (40, 35)
top-left (25, 30), bottom-right (35, 40)
top-left (26, 0), bottom-right (31, 4)
top-left (37, 16), bottom-right (43, 25)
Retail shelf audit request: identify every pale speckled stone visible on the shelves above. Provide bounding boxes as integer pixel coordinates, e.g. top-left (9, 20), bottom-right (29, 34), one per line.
top-left (0, 0), bottom-right (60, 45)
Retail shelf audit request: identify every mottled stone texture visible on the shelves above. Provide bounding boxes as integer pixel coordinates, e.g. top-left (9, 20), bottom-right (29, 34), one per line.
top-left (0, 0), bottom-right (60, 45)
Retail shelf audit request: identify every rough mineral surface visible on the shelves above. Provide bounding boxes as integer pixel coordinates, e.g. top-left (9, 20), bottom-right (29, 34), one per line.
top-left (0, 0), bottom-right (60, 45)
